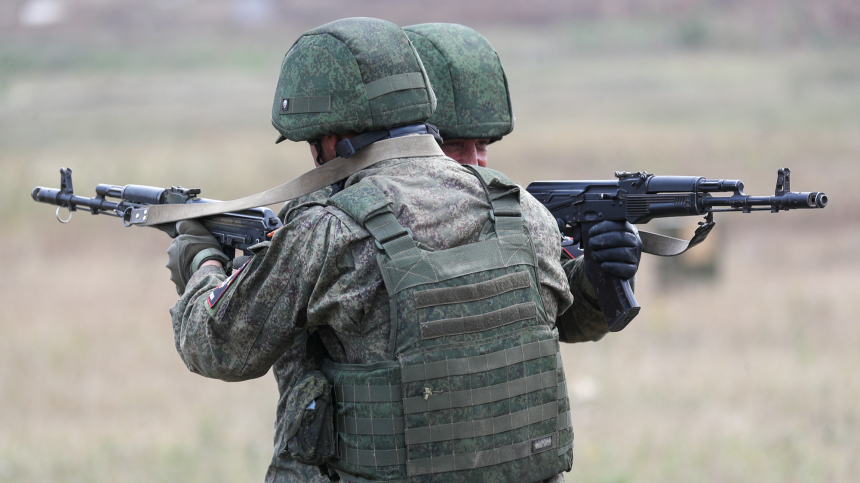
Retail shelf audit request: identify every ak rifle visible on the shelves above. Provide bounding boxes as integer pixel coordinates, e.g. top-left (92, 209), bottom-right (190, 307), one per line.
top-left (526, 168), bottom-right (827, 332)
top-left (31, 168), bottom-right (282, 261)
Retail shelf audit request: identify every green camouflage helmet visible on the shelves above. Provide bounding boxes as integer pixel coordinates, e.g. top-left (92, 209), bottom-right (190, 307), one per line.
top-left (272, 17), bottom-right (436, 143)
top-left (404, 23), bottom-right (514, 142)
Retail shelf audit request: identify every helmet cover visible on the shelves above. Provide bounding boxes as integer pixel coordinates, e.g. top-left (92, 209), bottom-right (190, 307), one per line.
top-left (404, 23), bottom-right (514, 142)
top-left (273, 17), bottom-right (436, 143)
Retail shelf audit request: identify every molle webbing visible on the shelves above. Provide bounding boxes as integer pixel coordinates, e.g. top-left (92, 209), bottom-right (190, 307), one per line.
top-left (338, 414), bottom-right (405, 436)
top-left (330, 335), bottom-right (565, 424)
top-left (336, 401), bottom-right (570, 443)
top-left (407, 432), bottom-right (559, 477)
top-left (338, 445), bottom-right (406, 467)
top-left (420, 301), bottom-right (537, 339)
top-left (334, 384), bottom-right (402, 403)
top-left (325, 166), bottom-right (572, 481)
top-left (400, 337), bottom-right (556, 383)
top-left (405, 401), bottom-right (560, 445)
top-left (381, 238), bottom-right (536, 294)
top-left (403, 369), bottom-right (557, 414)
top-left (414, 271), bottom-right (531, 308)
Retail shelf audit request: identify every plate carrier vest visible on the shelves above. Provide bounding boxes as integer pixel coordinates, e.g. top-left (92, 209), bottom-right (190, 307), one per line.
top-left (323, 166), bottom-right (573, 483)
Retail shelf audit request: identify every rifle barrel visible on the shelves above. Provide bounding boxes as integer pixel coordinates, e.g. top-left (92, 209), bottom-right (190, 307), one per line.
top-left (31, 187), bottom-right (122, 213)
top-left (703, 192), bottom-right (827, 210)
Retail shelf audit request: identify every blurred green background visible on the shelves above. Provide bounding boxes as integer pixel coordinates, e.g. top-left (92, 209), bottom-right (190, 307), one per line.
top-left (2, 1), bottom-right (859, 481)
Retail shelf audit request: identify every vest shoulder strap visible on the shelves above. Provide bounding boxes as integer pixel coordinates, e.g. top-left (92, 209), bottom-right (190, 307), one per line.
top-left (462, 165), bottom-right (523, 234)
top-left (328, 180), bottom-right (419, 258)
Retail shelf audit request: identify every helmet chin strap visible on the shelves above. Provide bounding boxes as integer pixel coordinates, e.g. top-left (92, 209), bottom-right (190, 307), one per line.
top-left (308, 139), bottom-right (325, 166)
top-left (334, 123), bottom-right (443, 159)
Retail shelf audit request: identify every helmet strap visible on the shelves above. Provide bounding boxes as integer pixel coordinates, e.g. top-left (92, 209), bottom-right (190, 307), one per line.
top-left (335, 123), bottom-right (441, 159)
top-left (424, 123), bottom-right (443, 145)
top-left (308, 139), bottom-right (325, 165)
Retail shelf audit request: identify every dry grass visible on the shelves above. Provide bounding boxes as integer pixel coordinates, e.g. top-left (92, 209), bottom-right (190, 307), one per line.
top-left (563, 221), bottom-right (860, 482)
top-left (2, 14), bottom-right (859, 483)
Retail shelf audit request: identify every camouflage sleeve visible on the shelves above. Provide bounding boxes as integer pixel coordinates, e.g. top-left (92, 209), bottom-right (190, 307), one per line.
top-left (517, 190), bottom-right (574, 324)
top-left (169, 206), bottom-right (338, 382)
top-left (170, 264), bottom-right (230, 373)
top-left (519, 187), bottom-right (633, 344)
top-left (556, 257), bottom-right (608, 342)
top-left (555, 257), bottom-right (637, 343)
top-left (277, 186), bottom-right (331, 222)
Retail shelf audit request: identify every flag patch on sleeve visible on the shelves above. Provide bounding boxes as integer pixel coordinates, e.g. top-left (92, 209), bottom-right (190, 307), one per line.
top-left (207, 259), bottom-right (249, 308)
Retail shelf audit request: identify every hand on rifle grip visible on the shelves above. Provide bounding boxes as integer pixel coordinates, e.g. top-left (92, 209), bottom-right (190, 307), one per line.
top-left (166, 220), bottom-right (229, 295)
top-left (584, 220), bottom-right (642, 281)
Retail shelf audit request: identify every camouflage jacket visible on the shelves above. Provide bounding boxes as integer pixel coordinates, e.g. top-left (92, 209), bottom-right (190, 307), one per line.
top-left (169, 136), bottom-right (608, 472)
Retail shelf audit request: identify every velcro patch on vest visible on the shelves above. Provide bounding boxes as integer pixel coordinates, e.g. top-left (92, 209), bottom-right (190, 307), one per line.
top-left (532, 434), bottom-right (554, 453)
top-left (207, 259), bottom-right (249, 309)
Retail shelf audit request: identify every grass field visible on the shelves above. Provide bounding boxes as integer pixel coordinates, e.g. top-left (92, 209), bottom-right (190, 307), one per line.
top-left (1, 5), bottom-right (859, 482)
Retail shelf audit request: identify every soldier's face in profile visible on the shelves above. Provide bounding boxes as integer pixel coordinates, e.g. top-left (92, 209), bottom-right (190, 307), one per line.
top-left (441, 138), bottom-right (489, 167)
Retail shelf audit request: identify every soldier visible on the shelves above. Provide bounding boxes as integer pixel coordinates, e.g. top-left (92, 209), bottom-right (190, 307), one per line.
top-left (403, 23), bottom-right (514, 168)
top-left (405, 23), bottom-right (616, 342)
top-left (166, 17), bottom-right (641, 483)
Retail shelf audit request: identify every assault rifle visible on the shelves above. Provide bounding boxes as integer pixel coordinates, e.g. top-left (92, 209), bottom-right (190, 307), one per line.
top-left (31, 168), bottom-right (282, 260)
top-left (33, 167), bottom-right (827, 332)
top-left (526, 168), bottom-right (827, 332)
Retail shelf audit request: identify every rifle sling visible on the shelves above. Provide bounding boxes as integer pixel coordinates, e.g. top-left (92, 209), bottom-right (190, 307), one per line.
top-left (132, 135), bottom-right (715, 258)
top-left (130, 135), bottom-right (443, 227)
top-left (638, 219), bottom-right (715, 256)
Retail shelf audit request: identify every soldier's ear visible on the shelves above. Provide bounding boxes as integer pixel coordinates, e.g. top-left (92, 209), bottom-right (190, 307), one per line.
top-left (313, 135), bottom-right (340, 166)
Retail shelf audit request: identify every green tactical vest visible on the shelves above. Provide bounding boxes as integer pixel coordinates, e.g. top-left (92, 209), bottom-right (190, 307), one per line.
top-left (324, 166), bottom-right (573, 483)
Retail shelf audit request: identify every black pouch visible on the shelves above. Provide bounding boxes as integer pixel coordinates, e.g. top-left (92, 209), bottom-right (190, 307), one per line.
top-left (278, 370), bottom-right (336, 466)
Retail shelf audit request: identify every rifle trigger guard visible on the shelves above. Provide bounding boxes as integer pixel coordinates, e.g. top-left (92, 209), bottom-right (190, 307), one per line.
top-left (56, 206), bottom-right (72, 223)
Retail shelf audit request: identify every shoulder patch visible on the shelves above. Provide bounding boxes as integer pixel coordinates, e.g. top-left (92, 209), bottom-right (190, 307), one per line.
top-left (207, 259), bottom-right (250, 309)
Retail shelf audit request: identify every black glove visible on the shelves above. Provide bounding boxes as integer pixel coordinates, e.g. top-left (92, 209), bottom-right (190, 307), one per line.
top-left (585, 220), bottom-right (642, 280)
top-left (166, 220), bottom-right (229, 295)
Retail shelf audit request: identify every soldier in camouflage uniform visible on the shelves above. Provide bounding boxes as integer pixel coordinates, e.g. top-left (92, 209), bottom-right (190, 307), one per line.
top-left (166, 17), bottom-right (641, 483)
top-left (403, 23), bottom-right (512, 169)
top-left (405, 23), bottom-right (621, 342)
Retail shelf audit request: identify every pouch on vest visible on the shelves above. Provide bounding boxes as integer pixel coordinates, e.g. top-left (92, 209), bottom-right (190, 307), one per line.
top-left (278, 370), bottom-right (337, 466)
top-left (323, 166), bottom-right (573, 482)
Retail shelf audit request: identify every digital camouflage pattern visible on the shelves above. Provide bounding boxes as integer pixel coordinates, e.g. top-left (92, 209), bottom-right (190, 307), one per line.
top-left (321, 168), bottom-right (573, 480)
top-left (272, 17), bottom-right (436, 143)
top-left (558, 258), bottom-right (612, 342)
top-left (170, 136), bottom-right (605, 482)
top-left (266, 331), bottom-right (331, 482)
top-left (404, 24), bottom-right (514, 141)
top-left (279, 370), bottom-right (335, 465)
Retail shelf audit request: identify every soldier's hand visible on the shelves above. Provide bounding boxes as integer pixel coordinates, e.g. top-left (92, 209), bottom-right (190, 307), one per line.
top-left (585, 220), bottom-right (642, 280)
top-left (166, 219), bottom-right (229, 295)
